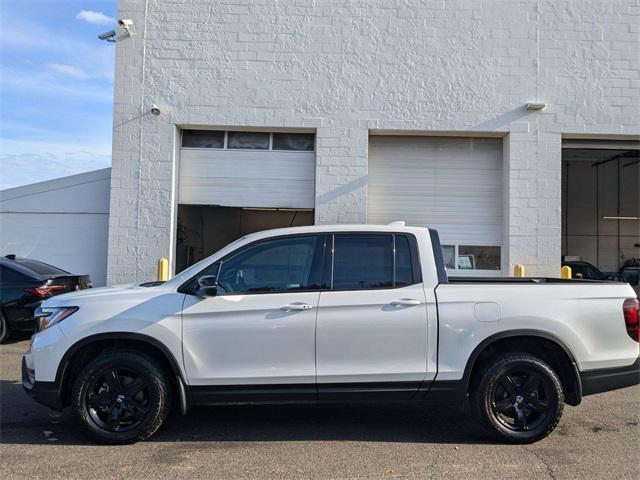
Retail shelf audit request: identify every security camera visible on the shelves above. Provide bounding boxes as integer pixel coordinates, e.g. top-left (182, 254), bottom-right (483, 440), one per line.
top-left (150, 104), bottom-right (161, 116)
top-left (118, 19), bottom-right (135, 37)
top-left (98, 30), bottom-right (116, 42)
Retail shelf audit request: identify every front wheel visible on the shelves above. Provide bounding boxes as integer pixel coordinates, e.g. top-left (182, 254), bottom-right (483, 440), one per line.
top-left (471, 353), bottom-right (564, 443)
top-left (71, 350), bottom-right (172, 444)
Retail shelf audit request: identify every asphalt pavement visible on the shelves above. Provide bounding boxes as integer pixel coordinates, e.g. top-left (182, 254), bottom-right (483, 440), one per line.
top-left (1, 336), bottom-right (638, 479)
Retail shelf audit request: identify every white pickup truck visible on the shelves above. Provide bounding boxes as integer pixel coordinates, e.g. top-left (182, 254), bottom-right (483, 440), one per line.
top-left (23, 224), bottom-right (639, 444)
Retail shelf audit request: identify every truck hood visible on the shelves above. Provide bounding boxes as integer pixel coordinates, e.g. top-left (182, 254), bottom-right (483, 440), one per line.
top-left (42, 283), bottom-right (161, 306)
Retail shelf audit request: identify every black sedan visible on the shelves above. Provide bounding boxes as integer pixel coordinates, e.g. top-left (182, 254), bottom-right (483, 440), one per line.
top-left (0, 255), bottom-right (91, 342)
top-left (562, 260), bottom-right (615, 281)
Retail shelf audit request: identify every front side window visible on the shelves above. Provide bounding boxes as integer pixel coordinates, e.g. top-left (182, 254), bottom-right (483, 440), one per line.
top-left (215, 235), bottom-right (323, 294)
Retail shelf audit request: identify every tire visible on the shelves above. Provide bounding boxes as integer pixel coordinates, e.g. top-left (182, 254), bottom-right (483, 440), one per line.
top-left (71, 350), bottom-right (172, 444)
top-left (0, 312), bottom-right (10, 344)
top-left (471, 352), bottom-right (564, 443)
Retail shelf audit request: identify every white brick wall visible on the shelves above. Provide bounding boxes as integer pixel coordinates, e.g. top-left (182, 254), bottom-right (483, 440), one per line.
top-left (108, 0), bottom-right (640, 284)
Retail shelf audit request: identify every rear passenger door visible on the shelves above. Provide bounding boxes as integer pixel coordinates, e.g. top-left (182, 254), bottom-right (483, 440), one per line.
top-left (315, 233), bottom-right (428, 399)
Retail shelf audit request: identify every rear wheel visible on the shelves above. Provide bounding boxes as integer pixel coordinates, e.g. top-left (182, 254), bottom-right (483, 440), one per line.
top-left (71, 350), bottom-right (171, 444)
top-left (472, 353), bottom-right (564, 443)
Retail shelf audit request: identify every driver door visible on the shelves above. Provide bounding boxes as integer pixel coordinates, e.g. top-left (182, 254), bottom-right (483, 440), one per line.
top-left (181, 234), bottom-right (326, 401)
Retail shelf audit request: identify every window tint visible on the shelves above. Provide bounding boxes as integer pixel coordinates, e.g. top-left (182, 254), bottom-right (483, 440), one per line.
top-left (215, 235), bottom-right (322, 294)
top-left (395, 235), bottom-right (414, 287)
top-left (227, 131), bottom-right (269, 150)
top-left (333, 234), bottom-right (393, 290)
top-left (272, 133), bottom-right (314, 151)
top-left (15, 260), bottom-right (68, 276)
top-left (584, 265), bottom-right (603, 280)
top-left (182, 130), bottom-right (224, 148)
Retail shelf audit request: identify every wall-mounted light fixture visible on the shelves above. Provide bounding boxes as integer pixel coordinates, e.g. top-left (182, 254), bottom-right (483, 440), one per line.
top-left (526, 102), bottom-right (546, 111)
top-left (118, 19), bottom-right (135, 38)
top-left (602, 216), bottom-right (640, 221)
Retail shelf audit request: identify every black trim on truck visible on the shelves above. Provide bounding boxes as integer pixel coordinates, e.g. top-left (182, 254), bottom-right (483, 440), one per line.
top-left (428, 228), bottom-right (448, 284)
top-left (22, 357), bottom-right (62, 410)
top-left (580, 358), bottom-right (640, 396)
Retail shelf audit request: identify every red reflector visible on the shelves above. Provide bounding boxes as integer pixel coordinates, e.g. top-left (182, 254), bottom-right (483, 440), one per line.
top-left (25, 285), bottom-right (67, 298)
top-left (623, 298), bottom-right (640, 342)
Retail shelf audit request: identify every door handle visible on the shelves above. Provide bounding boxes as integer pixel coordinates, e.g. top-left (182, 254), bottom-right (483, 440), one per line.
top-left (280, 303), bottom-right (314, 311)
top-left (390, 299), bottom-right (421, 307)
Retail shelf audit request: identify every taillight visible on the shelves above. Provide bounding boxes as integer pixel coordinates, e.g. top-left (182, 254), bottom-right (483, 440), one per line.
top-left (623, 298), bottom-right (640, 342)
top-left (25, 285), bottom-right (67, 298)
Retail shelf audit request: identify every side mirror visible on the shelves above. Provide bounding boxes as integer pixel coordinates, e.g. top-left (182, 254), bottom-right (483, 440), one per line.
top-left (197, 275), bottom-right (218, 298)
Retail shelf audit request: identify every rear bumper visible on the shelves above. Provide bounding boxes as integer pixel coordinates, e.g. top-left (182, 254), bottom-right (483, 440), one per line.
top-left (22, 356), bottom-right (63, 410)
top-left (580, 358), bottom-right (640, 396)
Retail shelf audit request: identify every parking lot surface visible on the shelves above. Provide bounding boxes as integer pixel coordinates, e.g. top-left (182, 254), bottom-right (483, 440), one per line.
top-left (1, 337), bottom-right (638, 479)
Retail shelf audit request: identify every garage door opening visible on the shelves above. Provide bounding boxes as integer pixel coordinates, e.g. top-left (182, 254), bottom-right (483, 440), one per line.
top-left (562, 146), bottom-right (639, 292)
top-left (175, 206), bottom-right (314, 273)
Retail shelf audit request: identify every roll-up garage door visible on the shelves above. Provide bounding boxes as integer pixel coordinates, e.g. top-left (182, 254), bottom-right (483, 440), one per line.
top-left (178, 130), bottom-right (315, 208)
top-left (368, 136), bottom-right (504, 274)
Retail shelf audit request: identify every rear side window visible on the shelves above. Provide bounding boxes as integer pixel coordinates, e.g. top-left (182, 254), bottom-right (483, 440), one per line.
top-left (331, 234), bottom-right (420, 290)
top-left (15, 260), bottom-right (67, 276)
top-left (0, 265), bottom-right (32, 283)
top-left (395, 235), bottom-right (414, 287)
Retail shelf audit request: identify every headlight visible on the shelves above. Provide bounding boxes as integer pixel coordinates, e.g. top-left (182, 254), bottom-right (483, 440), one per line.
top-left (35, 307), bottom-right (78, 331)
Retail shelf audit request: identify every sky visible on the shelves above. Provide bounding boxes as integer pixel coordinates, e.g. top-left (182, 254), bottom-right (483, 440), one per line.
top-left (0, 0), bottom-right (117, 190)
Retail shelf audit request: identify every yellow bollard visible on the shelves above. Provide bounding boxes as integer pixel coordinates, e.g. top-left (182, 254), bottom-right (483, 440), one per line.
top-left (514, 264), bottom-right (526, 277)
top-left (560, 265), bottom-right (572, 279)
top-left (157, 257), bottom-right (169, 282)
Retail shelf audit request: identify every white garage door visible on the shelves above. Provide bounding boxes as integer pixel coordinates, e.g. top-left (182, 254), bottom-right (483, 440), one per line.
top-left (179, 130), bottom-right (315, 208)
top-left (368, 136), bottom-right (503, 275)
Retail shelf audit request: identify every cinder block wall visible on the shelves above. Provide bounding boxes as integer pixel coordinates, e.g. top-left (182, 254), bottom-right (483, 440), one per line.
top-left (108, 0), bottom-right (640, 284)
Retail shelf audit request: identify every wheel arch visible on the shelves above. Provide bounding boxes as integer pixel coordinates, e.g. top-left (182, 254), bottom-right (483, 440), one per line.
top-left (56, 332), bottom-right (187, 408)
top-left (462, 330), bottom-right (582, 406)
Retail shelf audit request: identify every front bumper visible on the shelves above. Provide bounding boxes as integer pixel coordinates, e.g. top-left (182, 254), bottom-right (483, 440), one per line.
top-left (580, 357), bottom-right (640, 396)
top-left (22, 356), bottom-right (63, 410)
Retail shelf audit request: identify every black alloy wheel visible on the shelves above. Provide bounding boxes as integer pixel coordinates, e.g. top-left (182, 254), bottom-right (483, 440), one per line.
top-left (86, 367), bottom-right (151, 432)
top-left (490, 368), bottom-right (552, 432)
top-left (472, 353), bottom-right (564, 443)
top-left (72, 351), bottom-right (171, 444)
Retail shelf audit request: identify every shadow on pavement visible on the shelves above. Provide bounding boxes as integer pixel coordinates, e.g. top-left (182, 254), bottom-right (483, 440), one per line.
top-left (1, 377), bottom-right (496, 446)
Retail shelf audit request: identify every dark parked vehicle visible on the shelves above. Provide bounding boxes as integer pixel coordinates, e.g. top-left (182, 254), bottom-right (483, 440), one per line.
top-left (562, 260), bottom-right (615, 281)
top-left (0, 255), bottom-right (91, 342)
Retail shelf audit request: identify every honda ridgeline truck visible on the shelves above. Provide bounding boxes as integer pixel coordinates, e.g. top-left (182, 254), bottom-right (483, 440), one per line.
top-left (23, 224), bottom-right (640, 444)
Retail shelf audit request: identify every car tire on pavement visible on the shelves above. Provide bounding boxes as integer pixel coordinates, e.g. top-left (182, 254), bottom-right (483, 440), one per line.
top-left (471, 352), bottom-right (564, 444)
top-left (71, 350), bottom-right (172, 444)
